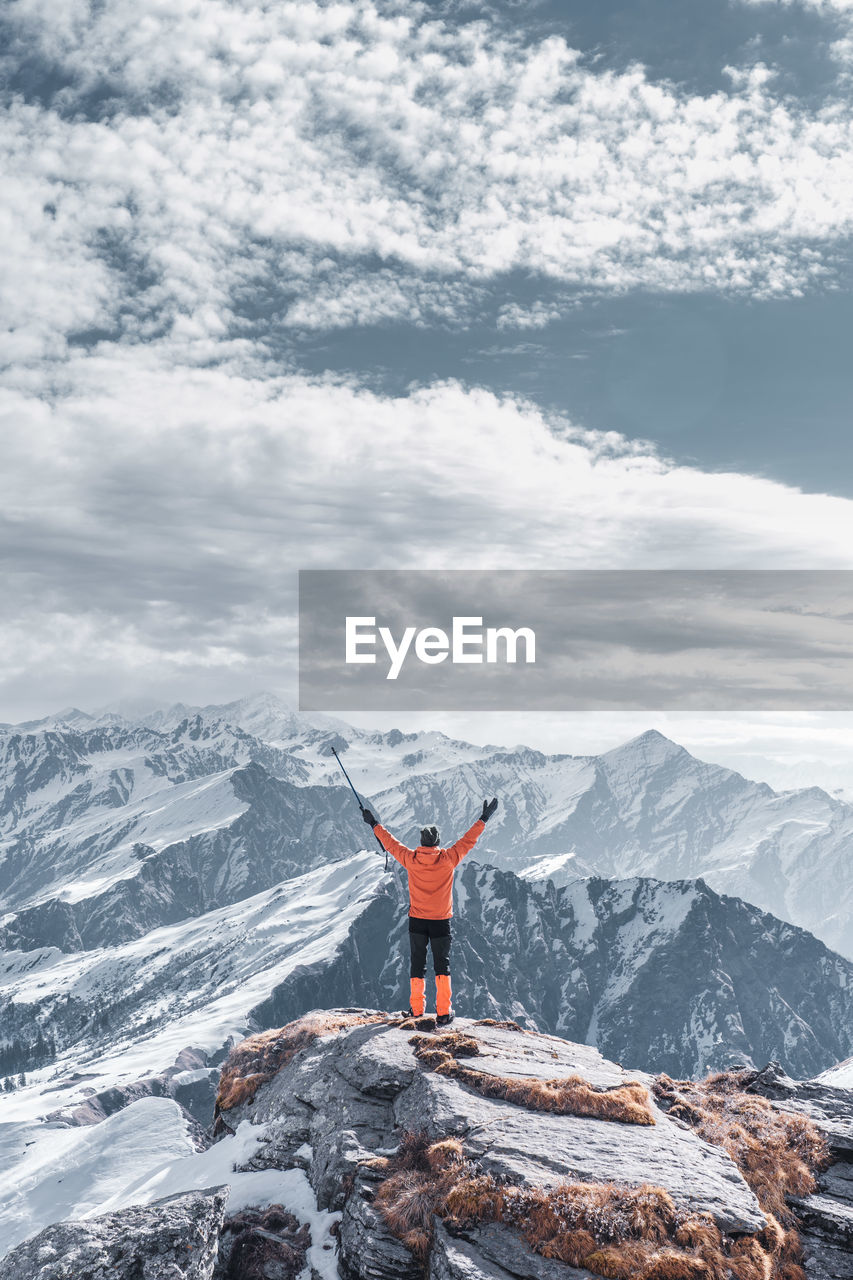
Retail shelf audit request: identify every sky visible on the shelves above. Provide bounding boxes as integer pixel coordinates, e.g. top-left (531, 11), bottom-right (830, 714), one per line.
top-left (2, 0), bottom-right (853, 778)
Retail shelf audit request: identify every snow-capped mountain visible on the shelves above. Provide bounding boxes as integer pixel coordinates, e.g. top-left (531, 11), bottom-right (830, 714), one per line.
top-left (364, 726), bottom-right (853, 959)
top-left (4, 698), bottom-right (853, 1267)
top-left (3, 698), bottom-right (853, 961)
top-left (249, 857), bottom-right (853, 1081)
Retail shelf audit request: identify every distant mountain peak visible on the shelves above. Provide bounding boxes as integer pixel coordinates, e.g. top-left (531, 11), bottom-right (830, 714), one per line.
top-left (601, 728), bottom-right (690, 768)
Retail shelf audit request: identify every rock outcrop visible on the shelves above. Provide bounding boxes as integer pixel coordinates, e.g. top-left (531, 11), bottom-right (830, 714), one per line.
top-left (2, 1186), bottom-right (227, 1280)
top-left (212, 1204), bottom-right (311, 1280)
top-left (8, 1015), bottom-right (850, 1280)
top-left (216, 1011), bottom-right (769, 1279)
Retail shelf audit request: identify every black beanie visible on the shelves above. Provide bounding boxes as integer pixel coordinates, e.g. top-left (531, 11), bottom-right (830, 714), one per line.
top-left (420, 825), bottom-right (440, 847)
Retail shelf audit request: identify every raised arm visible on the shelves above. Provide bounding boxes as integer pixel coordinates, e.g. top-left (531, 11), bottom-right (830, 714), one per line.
top-left (364, 810), bottom-right (417, 869)
top-left (446, 797), bottom-right (498, 867)
top-left (445, 819), bottom-right (484, 867)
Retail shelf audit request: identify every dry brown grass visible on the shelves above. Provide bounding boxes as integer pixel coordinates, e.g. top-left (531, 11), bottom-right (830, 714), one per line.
top-left (425, 1137), bottom-right (464, 1171)
top-left (473, 1018), bottom-right (525, 1032)
top-left (215, 1011), bottom-right (382, 1117)
top-left (653, 1071), bottom-right (832, 1280)
top-left (371, 1129), bottom-right (779, 1280)
top-left (409, 1031), bottom-right (657, 1125)
top-left (394, 1014), bottom-right (438, 1031)
top-left (585, 1242), bottom-right (715, 1279)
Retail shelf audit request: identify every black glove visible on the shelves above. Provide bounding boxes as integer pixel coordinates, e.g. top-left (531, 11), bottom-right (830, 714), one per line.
top-left (481, 797), bottom-right (498, 823)
top-left (362, 808), bottom-right (378, 827)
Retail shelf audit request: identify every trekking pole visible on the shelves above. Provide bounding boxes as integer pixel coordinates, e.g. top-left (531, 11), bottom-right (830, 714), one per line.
top-left (330, 746), bottom-right (388, 870)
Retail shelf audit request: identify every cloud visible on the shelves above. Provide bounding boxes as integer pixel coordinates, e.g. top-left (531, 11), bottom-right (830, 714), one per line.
top-left (4, 2), bottom-right (853, 717)
top-left (3, 348), bottom-right (853, 713)
top-left (738, 0), bottom-right (853, 10)
top-left (496, 301), bottom-right (569, 331)
top-left (4, 0), bottom-right (853, 370)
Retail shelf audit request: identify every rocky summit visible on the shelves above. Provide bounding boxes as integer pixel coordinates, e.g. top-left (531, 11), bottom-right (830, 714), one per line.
top-left (746, 1062), bottom-right (853, 1278)
top-left (216, 1013), bottom-right (763, 1230)
top-left (212, 1011), bottom-right (853, 1280)
top-left (4, 1011), bottom-right (853, 1280)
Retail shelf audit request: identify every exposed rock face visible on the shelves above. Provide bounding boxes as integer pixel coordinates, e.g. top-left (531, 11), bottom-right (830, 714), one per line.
top-left (431, 1221), bottom-right (596, 1280)
top-left (747, 1062), bottom-right (853, 1279)
top-left (1, 1186), bottom-right (227, 1280)
top-left (8, 1016), bottom-right (848, 1280)
top-left (218, 1011), bottom-right (766, 1280)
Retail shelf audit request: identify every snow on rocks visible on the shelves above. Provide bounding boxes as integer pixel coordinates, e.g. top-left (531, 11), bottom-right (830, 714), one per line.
top-left (818, 1055), bottom-right (853, 1091)
top-left (1, 1186), bottom-right (227, 1280)
top-left (0, 1097), bottom-right (200, 1260)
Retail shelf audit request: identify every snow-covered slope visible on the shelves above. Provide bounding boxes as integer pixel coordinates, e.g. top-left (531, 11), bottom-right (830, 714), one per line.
top-left (817, 1055), bottom-right (853, 1089)
top-left (0, 852), bottom-right (384, 1258)
top-left (0, 1097), bottom-right (342, 1272)
top-left (0, 853), bottom-right (385, 1106)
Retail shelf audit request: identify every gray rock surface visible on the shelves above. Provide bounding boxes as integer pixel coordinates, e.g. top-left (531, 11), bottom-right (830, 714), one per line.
top-left (435, 1222), bottom-right (595, 1280)
top-left (747, 1061), bottom-right (853, 1156)
top-left (223, 1010), bottom-right (766, 1280)
top-left (396, 1066), bottom-right (756, 1232)
top-left (338, 1164), bottom-right (422, 1280)
top-left (1, 1186), bottom-right (227, 1280)
top-left (212, 1203), bottom-right (311, 1280)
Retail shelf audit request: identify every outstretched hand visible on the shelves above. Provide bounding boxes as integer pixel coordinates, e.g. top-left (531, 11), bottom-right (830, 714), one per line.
top-left (362, 808), bottom-right (378, 827)
top-left (481, 797), bottom-right (498, 823)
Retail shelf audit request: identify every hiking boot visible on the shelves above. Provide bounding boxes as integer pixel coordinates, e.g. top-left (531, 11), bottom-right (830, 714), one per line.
top-left (436, 1008), bottom-right (455, 1026)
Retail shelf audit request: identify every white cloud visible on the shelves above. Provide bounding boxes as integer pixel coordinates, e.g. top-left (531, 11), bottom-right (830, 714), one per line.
top-left (738, 0), bottom-right (853, 9)
top-left (496, 301), bottom-right (569, 330)
top-left (3, 0), bottom-right (853, 366)
top-left (2, 347), bottom-right (853, 713)
top-left (3, 2), bottom-right (853, 716)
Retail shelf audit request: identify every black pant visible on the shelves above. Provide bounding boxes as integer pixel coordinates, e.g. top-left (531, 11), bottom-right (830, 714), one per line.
top-left (409, 917), bottom-right (451, 978)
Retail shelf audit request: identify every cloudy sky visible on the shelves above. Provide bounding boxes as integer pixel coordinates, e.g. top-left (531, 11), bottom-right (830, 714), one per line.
top-left (2, 0), bottom-right (853, 781)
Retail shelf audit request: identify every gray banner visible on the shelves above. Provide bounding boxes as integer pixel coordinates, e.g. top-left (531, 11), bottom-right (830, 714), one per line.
top-left (298, 569), bottom-right (853, 711)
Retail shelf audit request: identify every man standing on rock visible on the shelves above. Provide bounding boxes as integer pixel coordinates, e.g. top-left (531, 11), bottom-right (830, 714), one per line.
top-left (361, 800), bottom-right (498, 1024)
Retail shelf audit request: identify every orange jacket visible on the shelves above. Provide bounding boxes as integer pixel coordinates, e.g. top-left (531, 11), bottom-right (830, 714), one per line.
top-left (374, 819), bottom-right (486, 920)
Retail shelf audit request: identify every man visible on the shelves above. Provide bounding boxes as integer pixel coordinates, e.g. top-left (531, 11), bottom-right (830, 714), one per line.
top-left (362, 798), bottom-right (498, 1024)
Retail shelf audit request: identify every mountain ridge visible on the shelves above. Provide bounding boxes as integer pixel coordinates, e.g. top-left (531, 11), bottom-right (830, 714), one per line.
top-left (2, 701), bottom-right (853, 958)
